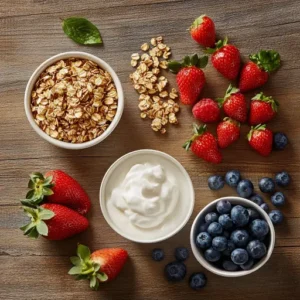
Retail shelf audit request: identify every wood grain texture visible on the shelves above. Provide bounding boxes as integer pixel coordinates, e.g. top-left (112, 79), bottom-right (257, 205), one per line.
top-left (0, 0), bottom-right (300, 299)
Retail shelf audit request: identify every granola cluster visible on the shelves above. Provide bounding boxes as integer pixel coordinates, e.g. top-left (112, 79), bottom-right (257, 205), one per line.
top-left (31, 58), bottom-right (118, 143)
top-left (129, 37), bottom-right (180, 133)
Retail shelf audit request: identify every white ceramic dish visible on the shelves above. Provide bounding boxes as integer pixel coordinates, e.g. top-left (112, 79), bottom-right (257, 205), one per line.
top-left (100, 149), bottom-right (195, 243)
top-left (190, 196), bottom-right (275, 277)
top-left (24, 51), bottom-right (124, 150)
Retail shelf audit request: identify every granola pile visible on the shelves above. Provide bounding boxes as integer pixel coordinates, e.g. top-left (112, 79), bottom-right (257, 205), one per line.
top-left (129, 37), bottom-right (180, 133)
top-left (31, 58), bottom-right (118, 143)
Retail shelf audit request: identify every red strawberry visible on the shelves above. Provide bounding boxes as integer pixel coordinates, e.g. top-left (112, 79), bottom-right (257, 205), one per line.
top-left (217, 118), bottom-right (240, 149)
top-left (23, 170), bottom-right (91, 215)
top-left (249, 92), bottom-right (279, 125)
top-left (207, 38), bottom-right (241, 80)
top-left (218, 84), bottom-right (247, 123)
top-left (192, 98), bottom-right (220, 123)
top-left (168, 54), bottom-right (208, 105)
top-left (239, 50), bottom-right (281, 92)
top-left (68, 244), bottom-right (128, 290)
top-left (248, 124), bottom-right (273, 156)
top-left (20, 203), bottom-right (89, 240)
top-left (190, 15), bottom-right (216, 47)
top-left (183, 124), bottom-right (222, 164)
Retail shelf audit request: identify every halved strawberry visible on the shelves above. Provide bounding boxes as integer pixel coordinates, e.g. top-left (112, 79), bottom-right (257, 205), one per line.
top-left (68, 244), bottom-right (128, 290)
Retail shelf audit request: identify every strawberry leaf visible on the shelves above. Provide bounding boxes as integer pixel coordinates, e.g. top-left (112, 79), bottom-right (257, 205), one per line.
top-left (90, 276), bottom-right (97, 289)
top-left (36, 220), bottom-right (48, 236)
top-left (77, 244), bottom-right (91, 263)
top-left (68, 266), bottom-right (83, 275)
top-left (249, 50), bottom-right (280, 73)
top-left (39, 209), bottom-right (55, 220)
top-left (70, 256), bottom-right (81, 266)
top-left (97, 272), bottom-right (108, 282)
top-left (197, 55), bottom-right (208, 68)
top-left (167, 61), bottom-right (182, 74)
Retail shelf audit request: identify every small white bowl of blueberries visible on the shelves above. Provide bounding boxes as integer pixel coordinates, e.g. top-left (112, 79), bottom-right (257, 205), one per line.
top-left (190, 168), bottom-right (291, 277)
top-left (190, 196), bottom-right (275, 277)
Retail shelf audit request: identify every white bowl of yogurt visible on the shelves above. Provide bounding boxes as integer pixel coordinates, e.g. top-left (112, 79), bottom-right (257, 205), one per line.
top-left (100, 149), bottom-right (195, 243)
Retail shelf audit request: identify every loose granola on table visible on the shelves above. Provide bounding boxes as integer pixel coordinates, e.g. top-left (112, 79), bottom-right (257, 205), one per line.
top-left (31, 58), bottom-right (118, 143)
top-left (129, 36), bottom-right (180, 134)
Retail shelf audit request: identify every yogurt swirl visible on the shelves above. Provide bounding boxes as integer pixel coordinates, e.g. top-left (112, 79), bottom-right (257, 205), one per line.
top-left (110, 163), bottom-right (179, 229)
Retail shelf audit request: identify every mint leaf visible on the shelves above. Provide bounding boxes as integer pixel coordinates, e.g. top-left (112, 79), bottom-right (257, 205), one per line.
top-left (62, 17), bottom-right (102, 45)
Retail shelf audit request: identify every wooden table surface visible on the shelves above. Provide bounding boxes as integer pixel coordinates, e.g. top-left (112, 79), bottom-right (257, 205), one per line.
top-left (1, 0), bottom-right (300, 299)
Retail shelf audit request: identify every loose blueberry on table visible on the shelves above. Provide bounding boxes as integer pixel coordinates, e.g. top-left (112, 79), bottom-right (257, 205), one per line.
top-left (269, 210), bottom-right (284, 224)
top-left (237, 179), bottom-right (254, 198)
top-left (189, 272), bottom-right (207, 290)
top-left (273, 132), bottom-right (288, 150)
top-left (164, 261), bottom-right (187, 282)
top-left (275, 171), bottom-right (291, 187)
top-left (225, 170), bottom-right (241, 187)
top-left (208, 175), bottom-right (225, 190)
top-left (259, 177), bottom-right (275, 193)
top-left (152, 248), bottom-right (165, 261)
top-left (175, 247), bottom-right (189, 261)
top-left (271, 192), bottom-right (286, 207)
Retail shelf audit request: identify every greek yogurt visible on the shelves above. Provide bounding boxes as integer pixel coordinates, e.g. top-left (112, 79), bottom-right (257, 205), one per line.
top-left (100, 150), bottom-right (194, 243)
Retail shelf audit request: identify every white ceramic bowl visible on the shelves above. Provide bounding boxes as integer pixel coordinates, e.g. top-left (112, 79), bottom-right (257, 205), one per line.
top-left (24, 51), bottom-right (124, 150)
top-left (190, 196), bottom-right (275, 277)
top-left (100, 149), bottom-right (195, 243)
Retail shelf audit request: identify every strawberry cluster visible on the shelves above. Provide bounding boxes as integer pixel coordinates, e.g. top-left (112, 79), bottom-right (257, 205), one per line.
top-left (20, 170), bottom-right (91, 240)
top-left (169, 15), bottom-right (282, 164)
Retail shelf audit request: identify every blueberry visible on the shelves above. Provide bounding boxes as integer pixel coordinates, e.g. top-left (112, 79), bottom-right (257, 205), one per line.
top-left (247, 240), bottom-right (267, 259)
top-left (275, 171), bottom-right (291, 187)
top-left (207, 222), bottom-right (223, 236)
top-left (175, 247), bottom-right (189, 261)
top-left (218, 214), bottom-right (233, 230)
top-left (189, 273), bottom-right (207, 290)
top-left (269, 210), bottom-right (284, 225)
top-left (231, 248), bottom-right (249, 265)
top-left (216, 200), bottom-right (232, 214)
top-left (240, 258), bottom-right (254, 270)
top-left (237, 180), bottom-right (254, 198)
top-left (225, 170), bottom-right (241, 187)
top-left (223, 240), bottom-right (236, 256)
top-left (250, 194), bottom-right (264, 206)
top-left (204, 247), bottom-right (221, 262)
top-left (164, 261), bottom-right (186, 282)
top-left (231, 205), bottom-right (250, 227)
top-left (198, 222), bottom-right (209, 233)
top-left (273, 132), bottom-right (288, 150)
top-left (222, 260), bottom-right (239, 271)
top-left (208, 175), bottom-right (225, 190)
top-left (260, 203), bottom-right (269, 212)
top-left (205, 212), bottom-right (219, 224)
top-left (212, 236), bottom-right (228, 252)
top-left (196, 232), bottom-right (212, 249)
top-left (152, 248), bottom-right (164, 261)
top-left (250, 219), bottom-right (269, 238)
top-left (230, 230), bottom-right (250, 247)
top-left (248, 208), bottom-right (260, 220)
top-left (271, 192), bottom-right (285, 207)
top-left (259, 177), bottom-right (275, 193)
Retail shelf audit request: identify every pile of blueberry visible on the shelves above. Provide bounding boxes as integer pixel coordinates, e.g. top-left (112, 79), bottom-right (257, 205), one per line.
top-left (152, 247), bottom-right (207, 290)
top-left (208, 170), bottom-right (291, 225)
top-left (196, 200), bottom-right (270, 271)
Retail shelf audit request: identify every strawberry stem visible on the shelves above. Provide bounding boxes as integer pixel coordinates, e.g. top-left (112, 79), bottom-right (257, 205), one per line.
top-left (68, 244), bottom-right (108, 291)
top-left (168, 54), bottom-right (208, 73)
top-left (249, 50), bottom-right (281, 73)
top-left (183, 124), bottom-right (207, 150)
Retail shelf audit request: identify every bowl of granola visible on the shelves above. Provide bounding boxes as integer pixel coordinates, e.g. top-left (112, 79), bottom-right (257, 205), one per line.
top-left (24, 51), bottom-right (124, 149)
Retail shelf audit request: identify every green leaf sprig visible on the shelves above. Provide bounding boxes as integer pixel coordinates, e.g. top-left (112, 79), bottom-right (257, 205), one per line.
top-left (62, 17), bottom-right (103, 45)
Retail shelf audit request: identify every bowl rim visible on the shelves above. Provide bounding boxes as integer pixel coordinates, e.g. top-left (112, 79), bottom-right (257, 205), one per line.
top-left (99, 149), bottom-right (195, 243)
top-left (24, 51), bottom-right (124, 150)
top-left (190, 196), bottom-right (275, 277)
